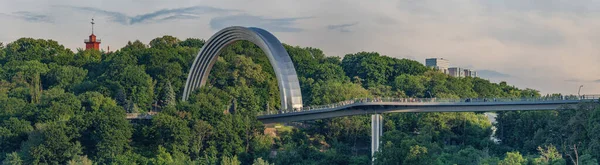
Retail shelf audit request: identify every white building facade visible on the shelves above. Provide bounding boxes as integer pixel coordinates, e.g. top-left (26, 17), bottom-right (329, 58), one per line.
top-left (425, 58), bottom-right (450, 74)
top-left (425, 58), bottom-right (477, 78)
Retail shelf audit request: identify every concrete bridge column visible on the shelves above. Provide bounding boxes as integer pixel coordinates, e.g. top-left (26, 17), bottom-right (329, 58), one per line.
top-left (371, 114), bottom-right (383, 161)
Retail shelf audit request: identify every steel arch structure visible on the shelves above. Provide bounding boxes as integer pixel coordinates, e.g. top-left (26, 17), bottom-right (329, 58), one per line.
top-left (182, 26), bottom-right (303, 110)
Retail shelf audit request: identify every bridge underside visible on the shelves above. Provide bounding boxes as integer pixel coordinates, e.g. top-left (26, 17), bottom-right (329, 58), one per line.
top-left (257, 101), bottom-right (585, 124)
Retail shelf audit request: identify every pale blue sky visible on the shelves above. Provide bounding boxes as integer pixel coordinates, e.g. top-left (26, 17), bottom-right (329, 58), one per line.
top-left (0, 0), bottom-right (599, 94)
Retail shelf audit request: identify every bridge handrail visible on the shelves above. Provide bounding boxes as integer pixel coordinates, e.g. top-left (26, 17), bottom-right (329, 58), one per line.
top-left (258, 95), bottom-right (600, 116)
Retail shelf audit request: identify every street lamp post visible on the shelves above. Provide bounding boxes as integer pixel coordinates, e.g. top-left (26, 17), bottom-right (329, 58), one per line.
top-left (578, 85), bottom-right (583, 99)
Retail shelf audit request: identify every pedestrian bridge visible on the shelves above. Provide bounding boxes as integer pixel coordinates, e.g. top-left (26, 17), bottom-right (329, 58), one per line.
top-left (127, 95), bottom-right (600, 123)
top-left (256, 96), bottom-right (599, 123)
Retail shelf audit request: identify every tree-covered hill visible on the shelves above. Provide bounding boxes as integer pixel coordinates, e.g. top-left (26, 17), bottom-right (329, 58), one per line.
top-left (0, 37), bottom-right (598, 164)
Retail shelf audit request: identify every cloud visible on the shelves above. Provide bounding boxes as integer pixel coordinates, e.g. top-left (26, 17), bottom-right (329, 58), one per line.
top-left (61, 6), bottom-right (129, 24)
top-left (327, 22), bottom-right (358, 32)
top-left (477, 70), bottom-right (511, 78)
top-left (565, 79), bottom-right (600, 83)
top-left (485, 19), bottom-right (565, 46)
top-left (477, 0), bottom-right (600, 15)
top-left (565, 79), bottom-right (583, 82)
top-left (129, 6), bottom-right (234, 24)
top-left (61, 5), bottom-right (235, 25)
top-left (160, 14), bottom-right (200, 21)
top-left (209, 15), bottom-right (311, 32)
top-left (0, 11), bottom-right (53, 23)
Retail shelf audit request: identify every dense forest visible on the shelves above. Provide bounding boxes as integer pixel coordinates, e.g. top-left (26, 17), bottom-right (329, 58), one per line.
top-left (0, 36), bottom-right (598, 165)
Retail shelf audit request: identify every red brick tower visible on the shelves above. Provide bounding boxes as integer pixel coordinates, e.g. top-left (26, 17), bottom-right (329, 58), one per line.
top-left (85, 18), bottom-right (101, 50)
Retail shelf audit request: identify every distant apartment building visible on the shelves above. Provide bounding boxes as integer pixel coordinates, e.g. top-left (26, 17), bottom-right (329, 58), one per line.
top-left (425, 58), bottom-right (477, 78)
top-left (448, 67), bottom-right (464, 77)
top-left (464, 69), bottom-right (477, 77)
top-left (449, 67), bottom-right (478, 78)
top-left (425, 58), bottom-right (450, 74)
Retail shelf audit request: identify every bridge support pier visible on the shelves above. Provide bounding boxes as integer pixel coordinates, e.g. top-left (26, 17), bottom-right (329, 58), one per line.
top-left (371, 114), bottom-right (383, 162)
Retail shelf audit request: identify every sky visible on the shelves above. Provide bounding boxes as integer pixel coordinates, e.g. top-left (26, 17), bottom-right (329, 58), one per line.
top-left (0, 0), bottom-right (599, 95)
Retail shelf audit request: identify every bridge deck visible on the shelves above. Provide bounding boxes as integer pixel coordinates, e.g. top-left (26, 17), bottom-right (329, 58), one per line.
top-left (257, 99), bottom-right (598, 123)
top-left (126, 96), bottom-right (600, 123)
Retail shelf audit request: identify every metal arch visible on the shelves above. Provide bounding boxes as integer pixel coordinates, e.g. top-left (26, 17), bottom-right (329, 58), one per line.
top-left (182, 26), bottom-right (303, 110)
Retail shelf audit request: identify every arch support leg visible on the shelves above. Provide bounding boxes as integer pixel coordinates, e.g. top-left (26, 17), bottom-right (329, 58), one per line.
top-left (371, 114), bottom-right (383, 162)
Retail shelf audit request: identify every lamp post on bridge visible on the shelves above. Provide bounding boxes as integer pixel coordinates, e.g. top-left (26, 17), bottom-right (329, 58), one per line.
top-left (578, 85), bottom-right (583, 99)
top-left (427, 91), bottom-right (433, 101)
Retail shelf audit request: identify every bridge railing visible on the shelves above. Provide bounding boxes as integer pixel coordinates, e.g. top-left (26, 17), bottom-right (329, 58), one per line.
top-left (258, 95), bottom-right (600, 116)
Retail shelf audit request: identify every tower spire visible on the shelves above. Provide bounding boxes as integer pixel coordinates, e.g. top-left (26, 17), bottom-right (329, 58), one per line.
top-left (85, 18), bottom-right (101, 50)
top-left (91, 18), bottom-right (95, 34)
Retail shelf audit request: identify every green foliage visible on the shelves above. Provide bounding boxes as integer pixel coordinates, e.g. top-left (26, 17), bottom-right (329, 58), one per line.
top-left (159, 81), bottom-right (176, 108)
top-left (221, 155), bottom-right (241, 165)
top-left (20, 122), bottom-right (83, 164)
top-left (579, 154), bottom-right (598, 165)
top-left (499, 151), bottom-right (526, 165)
top-left (393, 74), bottom-right (425, 97)
top-left (151, 114), bottom-right (192, 154)
top-left (0, 118), bottom-right (33, 155)
top-left (43, 63), bottom-right (87, 91)
top-left (0, 35), bottom-right (593, 164)
top-left (179, 38), bottom-right (205, 48)
top-left (66, 155), bottom-right (93, 165)
top-left (252, 157), bottom-right (273, 165)
top-left (151, 146), bottom-right (175, 165)
top-left (308, 80), bottom-right (369, 105)
top-left (149, 36), bottom-right (181, 49)
top-left (533, 145), bottom-right (565, 165)
top-left (81, 101), bottom-right (132, 163)
top-left (102, 65), bottom-right (154, 112)
top-left (342, 52), bottom-right (392, 88)
top-left (2, 38), bottom-right (72, 63)
top-left (2, 152), bottom-right (22, 165)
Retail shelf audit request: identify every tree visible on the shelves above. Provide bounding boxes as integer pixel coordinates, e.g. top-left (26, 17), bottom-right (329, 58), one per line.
top-left (2, 152), bottom-right (22, 165)
top-left (221, 155), bottom-right (241, 165)
top-left (393, 74), bottom-right (425, 97)
top-left (2, 152), bottom-right (23, 165)
top-left (43, 64), bottom-right (87, 91)
top-left (179, 38), bottom-right (205, 48)
top-left (0, 42), bottom-right (5, 62)
top-left (82, 105), bottom-right (132, 163)
top-left (534, 145), bottom-right (565, 165)
top-left (102, 65), bottom-right (154, 111)
top-left (499, 151), bottom-right (526, 165)
top-left (151, 146), bottom-right (175, 165)
top-left (341, 52), bottom-right (392, 88)
top-left (20, 122), bottom-right (83, 164)
top-left (3, 60), bottom-right (49, 103)
top-left (472, 78), bottom-right (502, 98)
top-left (151, 114), bottom-right (192, 154)
top-left (3, 38), bottom-right (73, 64)
top-left (121, 40), bottom-right (147, 52)
top-left (189, 120), bottom-right (213, 160)
top-left (579, 154), bottom-right (598, 165)
top-left (71, 49), bottom-right (102, 68)
top-left (0, 118), bottom-right (33, 155)
top-left (159, 81), bottom-right (176, 108)
top-left (437, 147), bottom-right (485, 165)
top-left (252, 157), bottom-right (273, 165)
top-left (67, 155), bottom-right (93, 165)
top-left (308, 80), bottom-right (370, 105)
top-left (404, 145), bottom-right (429, 164)
top-left (149, 36), bottom-right (181, 49)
